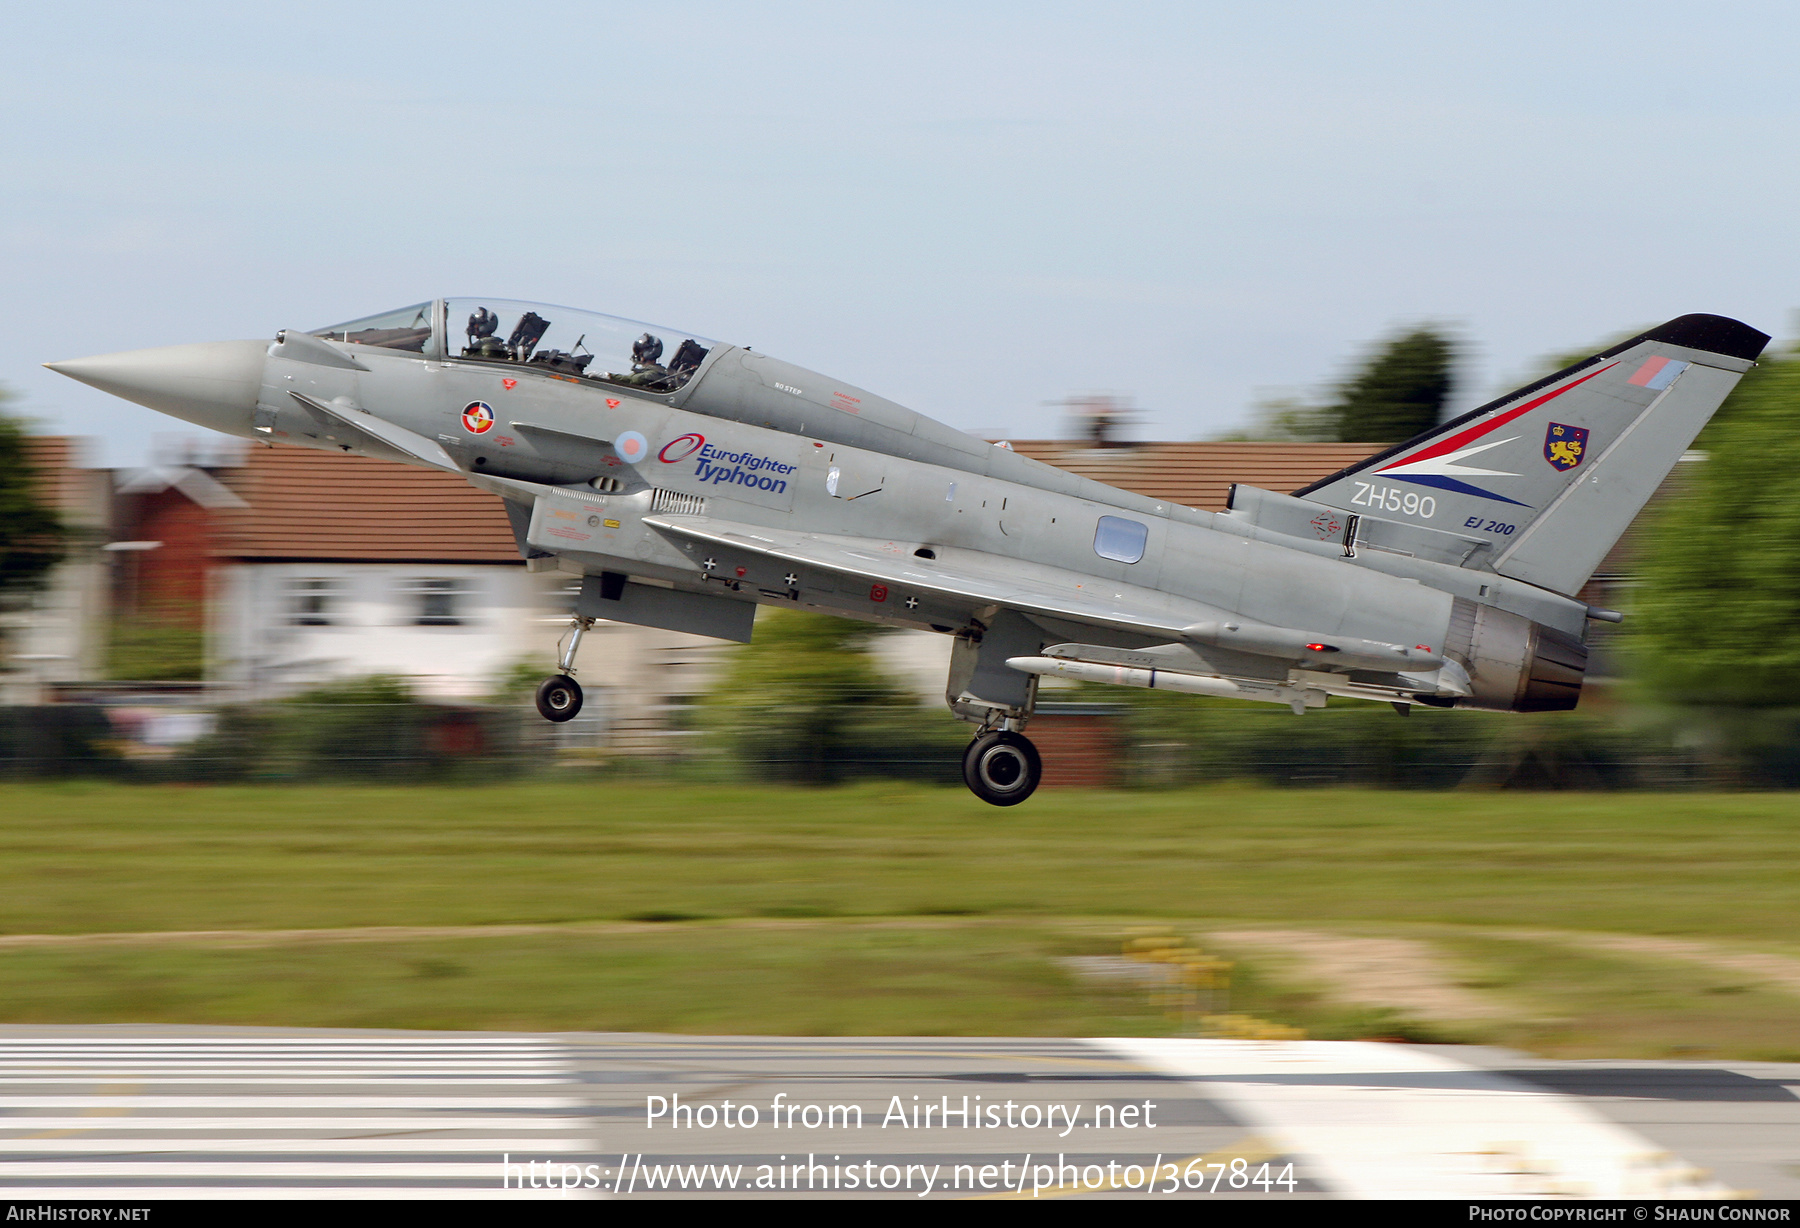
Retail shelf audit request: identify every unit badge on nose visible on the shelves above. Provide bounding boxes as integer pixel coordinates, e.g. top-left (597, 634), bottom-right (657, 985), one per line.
top-left (1544, 422), bottom-right (1588, 472)
top-left (461, 401), bottom-right (495, 434)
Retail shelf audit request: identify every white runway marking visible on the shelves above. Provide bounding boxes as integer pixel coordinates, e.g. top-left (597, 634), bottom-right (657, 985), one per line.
top-left (0, 1117), bottom-right (589, 1133)
top-left (0, 1077), bottom-right (568, 1085)
top-left (2, 1031), bottom-right (1772, 1199)
top-left (0, 1162), bottom-right (569, 1176)
top-left (0, 1187), bottom-right (574, 1200)
top-left (1098, 1038), bottom-right (1735, 1199)
top-left (0, 1141), bottom-right (591, 1155)
top-left (0, 1037), bottom-right (593, 1197)
top-left (0, 1096), bottom-right (574, 1108)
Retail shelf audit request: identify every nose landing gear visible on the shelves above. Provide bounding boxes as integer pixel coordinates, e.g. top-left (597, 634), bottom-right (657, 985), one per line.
top-left (962, 729), bottom-right (1042, 806)
top-left (536, 616), bottom-right (593, 723)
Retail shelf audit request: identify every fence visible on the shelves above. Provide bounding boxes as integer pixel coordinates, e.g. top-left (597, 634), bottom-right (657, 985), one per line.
top-left (0, 698), bottom-right (1781, 789)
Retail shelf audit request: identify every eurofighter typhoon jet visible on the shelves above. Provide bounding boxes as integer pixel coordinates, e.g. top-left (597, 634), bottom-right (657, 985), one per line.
top-left (48, 301), bottom-right (1768, 804)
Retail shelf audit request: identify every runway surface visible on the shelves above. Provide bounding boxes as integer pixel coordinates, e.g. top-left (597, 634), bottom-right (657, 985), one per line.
top-left (0, 1027), bottom-right (1794, 1199)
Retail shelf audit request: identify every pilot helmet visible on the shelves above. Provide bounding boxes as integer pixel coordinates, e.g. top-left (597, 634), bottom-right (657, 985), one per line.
top-left (632, 333), bottom-right (664, 365)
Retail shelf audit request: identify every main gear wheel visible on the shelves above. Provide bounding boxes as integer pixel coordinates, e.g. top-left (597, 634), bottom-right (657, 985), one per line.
top-left (962, 730), bottom-right (1041, 806)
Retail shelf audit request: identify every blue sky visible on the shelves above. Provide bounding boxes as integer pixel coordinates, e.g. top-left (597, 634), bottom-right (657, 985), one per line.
top-left (6, 1), bottom-right (1798, 462)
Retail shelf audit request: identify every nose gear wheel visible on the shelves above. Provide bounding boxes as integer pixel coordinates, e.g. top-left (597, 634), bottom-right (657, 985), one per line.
top-left (536, 674), bottom-right (584, 722)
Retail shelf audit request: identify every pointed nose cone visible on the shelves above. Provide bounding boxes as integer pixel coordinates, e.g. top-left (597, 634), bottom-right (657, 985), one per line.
top-left (45, 339), bottom-right (268, 437)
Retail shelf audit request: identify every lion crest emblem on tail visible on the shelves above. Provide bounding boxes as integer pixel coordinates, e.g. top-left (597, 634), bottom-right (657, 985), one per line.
top-left (1544, 422), bottom-right (1588, 472)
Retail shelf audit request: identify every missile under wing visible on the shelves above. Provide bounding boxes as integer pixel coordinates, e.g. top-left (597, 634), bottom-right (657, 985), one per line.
top-left (47, 300), bottom-right (1768, 804)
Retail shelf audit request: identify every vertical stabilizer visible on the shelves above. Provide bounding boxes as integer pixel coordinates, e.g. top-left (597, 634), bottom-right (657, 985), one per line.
top-left (1295, 314), bottom-right (1769, 595)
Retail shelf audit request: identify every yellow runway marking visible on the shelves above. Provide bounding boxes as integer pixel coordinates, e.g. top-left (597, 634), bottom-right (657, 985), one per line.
top-left (21, 1082), bottom-right (139, 1139)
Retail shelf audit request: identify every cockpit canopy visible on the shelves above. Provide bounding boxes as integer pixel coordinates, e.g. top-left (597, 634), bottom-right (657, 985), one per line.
top-left (311, 303), bottom-right (434, 352)
top-left (311, 299), bottom-right (723, 394)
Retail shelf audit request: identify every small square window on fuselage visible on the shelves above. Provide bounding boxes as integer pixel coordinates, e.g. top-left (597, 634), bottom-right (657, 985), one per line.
top-left (1093, 516), bottom-right (1148, 564)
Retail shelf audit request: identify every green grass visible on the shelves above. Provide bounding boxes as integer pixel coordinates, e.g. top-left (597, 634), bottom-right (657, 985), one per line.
top-left (0, 925), bottom-right (1154, 1036)
top-left (1432, 932), bottom-right (1800, 1061)
top-left (0, 780), bottom-right (1797, 1050)
top-left (7, 780), bottom-right (1800, 935)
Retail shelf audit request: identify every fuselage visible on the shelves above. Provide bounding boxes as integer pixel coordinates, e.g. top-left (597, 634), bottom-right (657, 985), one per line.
top-left (50, 297), bottom-right (1597, 713)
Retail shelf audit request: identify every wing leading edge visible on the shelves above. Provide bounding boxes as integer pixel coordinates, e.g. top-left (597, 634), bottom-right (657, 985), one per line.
top-left (643, 514), bottom-right (1220, 640)
top-left (642, 515), bottom-right (1446, 676)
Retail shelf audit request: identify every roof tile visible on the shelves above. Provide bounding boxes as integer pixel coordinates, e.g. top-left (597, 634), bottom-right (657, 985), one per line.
top-left (1007, 440), bottom-right (1382, 510)
top-left (206, 440), bottom-right (1390, 562)
top-left (214, 445), bottom-right (520, 562)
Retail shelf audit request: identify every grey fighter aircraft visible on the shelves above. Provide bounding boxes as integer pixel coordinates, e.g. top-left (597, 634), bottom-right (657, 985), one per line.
top-left (47, 300), bottom-right (1768, 804)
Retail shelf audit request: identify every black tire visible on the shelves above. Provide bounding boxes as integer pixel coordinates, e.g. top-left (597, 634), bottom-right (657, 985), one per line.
top-left (535, 674), bottom-right (583, 723)
top-left (962, 731), bottom-right (1041, 807)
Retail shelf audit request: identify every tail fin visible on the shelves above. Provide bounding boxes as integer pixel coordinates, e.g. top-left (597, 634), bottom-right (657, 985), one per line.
top-left (1295, 313), bottom-right (1769, 596)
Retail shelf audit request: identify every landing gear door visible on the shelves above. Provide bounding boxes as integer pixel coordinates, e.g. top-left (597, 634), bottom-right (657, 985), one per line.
top-left (947, 609), bottom-right (1044, 726)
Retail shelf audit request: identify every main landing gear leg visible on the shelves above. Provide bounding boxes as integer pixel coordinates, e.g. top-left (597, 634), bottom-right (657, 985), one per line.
top-left (536, 617), bottom-right (592, 723)
top-left (962, 727), bottom-right (1042, 807)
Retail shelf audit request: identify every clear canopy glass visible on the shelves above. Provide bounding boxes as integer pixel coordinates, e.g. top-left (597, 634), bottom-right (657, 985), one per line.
top-left (443, 298), bottom-right (722, 393)
top-left (310, 303), bottom-right (434, 352)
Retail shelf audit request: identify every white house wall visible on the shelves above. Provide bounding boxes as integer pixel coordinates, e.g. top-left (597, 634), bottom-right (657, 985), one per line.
top-left (211, 562), bottom-right (551, 701)
top-left (207, 562), bottom-right (742, 753)
top-left (0, 551), bottom-right (110, 702)
top-left (0, 464), bottom-right (112, 704)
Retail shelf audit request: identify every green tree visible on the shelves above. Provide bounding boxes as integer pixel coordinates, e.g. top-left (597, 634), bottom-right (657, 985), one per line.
top-left (1215, 325), bottom-right (1458, 442)
top-left (0, 391), bottom-right (66, 601)
top-left (1327, 327), bottom-right (1456, 443)
top-left (1210, 393), bottom-right (1335, 443)
top-left (1632, 352), bottom-right (1800, 710)
top-left (702, 609), bottom-right (957, 784)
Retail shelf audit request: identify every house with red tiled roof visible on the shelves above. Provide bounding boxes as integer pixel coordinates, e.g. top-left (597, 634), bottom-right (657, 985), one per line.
top-left (198, 446), bottom-right (728, 748)
top-left (11, 433), bottom-right (1681, 754)
top-left (156, 439), bottom-right (1440, 745)
top-left (203, 445), bottom-right (538, 700)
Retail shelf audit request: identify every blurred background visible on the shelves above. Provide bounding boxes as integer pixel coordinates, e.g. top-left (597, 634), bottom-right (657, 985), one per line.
top-left (3, 1), bottom-right (1800, 1052)
top-left (0, 320), bottom-right (1787, 790)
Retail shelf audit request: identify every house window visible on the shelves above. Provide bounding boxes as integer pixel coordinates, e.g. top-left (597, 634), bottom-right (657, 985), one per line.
top-left (1093, 516), bottom-right (1148, 564)
top-left (286, 577), bottom-right (342, 626)
top-left (404, 577), bottom-right (469, 626)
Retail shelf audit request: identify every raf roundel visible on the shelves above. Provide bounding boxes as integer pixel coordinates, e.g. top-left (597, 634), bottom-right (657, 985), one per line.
top-left (461, 401), bottom-right (495, 434)
top-left (615, 431), bottom-right (649, 464)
